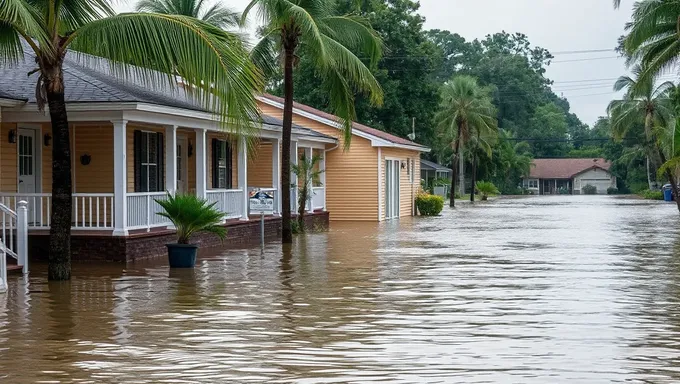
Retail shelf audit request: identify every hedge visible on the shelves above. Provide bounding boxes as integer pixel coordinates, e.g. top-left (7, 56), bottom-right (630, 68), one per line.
top-left (416, 193), bottom-right (444, 216)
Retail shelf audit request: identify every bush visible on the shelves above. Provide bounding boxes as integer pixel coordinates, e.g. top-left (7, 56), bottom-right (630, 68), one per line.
top-left (558, 187), bottom-right (570, 195)
top-left (475, 181), bottom-right (500, 201)
top-left (640, 189), bottom-right (664, 200)
top-left (607, 187), bottom-right (619, 195)
top-left (582, 184), bottom-right (597, 195)
top-left (416, 193), bottom-right (445, 216)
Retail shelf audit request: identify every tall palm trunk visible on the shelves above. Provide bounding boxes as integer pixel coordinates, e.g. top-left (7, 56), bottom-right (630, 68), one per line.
top-left (470, 153), bottom-right (477, 203)
top-left (449, 124), bottom-right (462, 208)
top-left (647, 156), bottom-right (653, 190)
top-left (281, 45), bottom-right (295, 244)
top-left (45, 63), bottom-right (72, 280)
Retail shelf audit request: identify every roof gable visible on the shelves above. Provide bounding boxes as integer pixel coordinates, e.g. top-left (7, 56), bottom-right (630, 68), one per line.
top-left (529, 158), bottom-right (612, 179)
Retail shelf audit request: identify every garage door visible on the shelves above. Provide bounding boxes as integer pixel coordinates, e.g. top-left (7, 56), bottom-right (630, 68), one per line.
top-left (580, 179), bottom-right (610, 194)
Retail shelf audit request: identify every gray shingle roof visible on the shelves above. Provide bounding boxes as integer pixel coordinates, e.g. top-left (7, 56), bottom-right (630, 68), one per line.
top-left (421, 159), bottom-right (451, 172)
top-left (0, 47), bottom-right (334, 141)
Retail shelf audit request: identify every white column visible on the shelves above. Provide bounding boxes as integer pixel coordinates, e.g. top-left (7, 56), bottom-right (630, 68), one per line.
top-left (112, 119), bottom-right (128, 236)
top-left (195, 129), bottom-right (207, 199)
top-left (377, 147), bottom-right (383, 221)
top-left (320, 150), bottom-right (327, 211)
top-left (271, 138), bottom-right (281, 215)
top-left (290, 141), bottom-right (298, 213)
top-left (238, 136), bottom-right (249, 220)
top-left (165, 125), bottom-right (177, 195)
top-left (17, 200), bottom-right (28, 274)
top-left (304, 147), bottom-right (313, 212)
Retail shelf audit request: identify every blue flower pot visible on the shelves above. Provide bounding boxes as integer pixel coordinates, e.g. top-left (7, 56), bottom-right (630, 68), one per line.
top-left (167, 244), bottom-right (198, 268)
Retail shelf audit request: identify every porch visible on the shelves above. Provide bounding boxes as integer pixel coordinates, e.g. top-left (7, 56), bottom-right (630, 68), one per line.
top-left (0, 120), bottom-right (330, 236)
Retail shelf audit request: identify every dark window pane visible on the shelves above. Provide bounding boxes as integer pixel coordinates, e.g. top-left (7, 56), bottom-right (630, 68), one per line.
top-left (149, 164), bottom-right (158, 192)
top-left (148, 133), bottom-right (157, 164)
top-left (141, 165), bottom-right (149, 192)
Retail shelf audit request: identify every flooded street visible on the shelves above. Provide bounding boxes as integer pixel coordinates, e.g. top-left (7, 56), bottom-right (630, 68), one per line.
top-left (3, 195), bottom-right (680, 383)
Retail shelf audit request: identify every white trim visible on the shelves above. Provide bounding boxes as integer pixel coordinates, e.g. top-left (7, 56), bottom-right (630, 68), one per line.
top-left (237, 137), bottom-right (249, 220)
top-left (0, 98), bottom-right (24, 108)
top-left (257, 96), bottom-right (430, 152)
top-left (195, 128), bottom-right (207, 199)
top-left (377, 147), bottom-right (382, 222)
top-left (112, 119), bottom-right (128, 236)
top-left (165, 125), bottom-right (177, 195)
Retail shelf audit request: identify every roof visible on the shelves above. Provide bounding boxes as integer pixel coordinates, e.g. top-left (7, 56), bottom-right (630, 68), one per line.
top-left (259, 93), bottom-right (429, 151)
top-left (529, 158), bottom-right (612, 179)
top-left (421, 159), bottom-right (452, 172)
top-left (0, 89), bottom-right (25, 101)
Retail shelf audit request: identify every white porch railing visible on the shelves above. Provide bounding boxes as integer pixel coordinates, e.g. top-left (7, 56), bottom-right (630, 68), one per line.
top-left (312, 187), bottom-right (325, 210)
top-left (207, 189), bottom-right (244, 220)
top-left (0, 193), bottom-right (114, 229)
top-left (0, 200), bottom-right (28, 290)
top-left (126, 192), bottom-right (172, 231)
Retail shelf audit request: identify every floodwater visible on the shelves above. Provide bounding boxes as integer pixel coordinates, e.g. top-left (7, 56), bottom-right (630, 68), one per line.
top-left (2, 196), bottom-right (680, 383)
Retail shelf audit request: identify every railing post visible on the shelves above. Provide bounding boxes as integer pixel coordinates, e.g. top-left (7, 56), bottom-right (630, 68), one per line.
top-left (238, 137), bottom-right (249, 221)
top-left (320, 151), bottom-right (327, 212)
top-left (17, 200), bottom-right (28, 275)
top-left (0, 247), bottom-right (6, 293)
top-left (271, 138), bottom-right (281, 215)
top-left (112, 120), bottom-right (128, 236)
top-left (146, 194), bottom-right (151, 232)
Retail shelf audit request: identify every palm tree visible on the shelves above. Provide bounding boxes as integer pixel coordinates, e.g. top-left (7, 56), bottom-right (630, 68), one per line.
top-left (435, 75), bottom-right (497, 208)
top-left (0, 0), bottom-right (262, 279)
top-left (136, 0), bottom-right (240, 29)
top-left (493, 130), bottom-right (532, 192)
top-left (243, 0), bottom-right (383, 243)
top-left (607, 66), bottom-right (680, 212)
top-left (466, 129), bottom-right (497, 202)
top-left (620, 0), bottom-right (680, 81)
top-left (291, 153), bottom-right (324, 231)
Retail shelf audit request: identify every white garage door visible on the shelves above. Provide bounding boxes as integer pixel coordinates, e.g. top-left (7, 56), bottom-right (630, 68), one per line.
top-left (580, 179), bottom-right (610, 194)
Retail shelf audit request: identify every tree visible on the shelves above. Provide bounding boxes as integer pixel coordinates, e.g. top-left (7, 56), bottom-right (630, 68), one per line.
top-left (291, 153), bottom-right (324, 231)
top-left (466, 128), bottom-right (497, 202)
top-left (136, 0), bottom-right (240, 29)
top-left (244, 0), bottom-right (383, 243)
top-left (490, 130), bottom-right (532, 194)
top-left (607, 66), bottom-right (680, 211)
top-left (526, 103), bottom-right (570, 157)
top-left (0, 0), bottom-right (262, 279)
top-left (435, 75), bottom-right (497, 207)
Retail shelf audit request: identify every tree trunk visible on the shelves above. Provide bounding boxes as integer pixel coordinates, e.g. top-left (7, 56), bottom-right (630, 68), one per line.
top-left (297, 184), bottom-right (306, 232)
top-left (449, 126), bottom-right (462, 208)
top-left (458, 147), bottom-right (465, 197)
top-left (470, 153), bottom-right (477, 202)
top-left (46, 84), bottom-right (72, 280)
top-left (647, 155), bottom-right (653, 190)
top-left (281, 47), bottom-right (295, 244)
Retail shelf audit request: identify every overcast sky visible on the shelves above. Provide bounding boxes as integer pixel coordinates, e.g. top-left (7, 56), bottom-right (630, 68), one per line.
top-left (116, 0), bottom-right (641, 126)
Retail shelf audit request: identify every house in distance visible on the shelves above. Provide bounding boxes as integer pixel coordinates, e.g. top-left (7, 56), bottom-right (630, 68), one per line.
top-left (522, 158), bottom-right (616, 195)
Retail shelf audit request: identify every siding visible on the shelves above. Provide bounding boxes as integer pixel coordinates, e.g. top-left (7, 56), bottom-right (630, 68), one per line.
top-left (258, 101), bottom-right (379, 221)
top-left (0, 123), bottom-right (17, 192)
top-left (177, 129), bottom-right (196, 193)
top-left (380, 148), bottom-right (421, 220)
top-left (248, 140), bottom-right (274, 187)
top-left (73, 124), bottom-right (113, 193)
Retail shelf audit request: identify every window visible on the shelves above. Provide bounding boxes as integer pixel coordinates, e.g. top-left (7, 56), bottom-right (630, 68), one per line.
top-left (528, 179), bottom-right (538, 188)
top-left (212, 139), bottom-right (232, 189)
top-left (134, 130), bottom-right (164, 192)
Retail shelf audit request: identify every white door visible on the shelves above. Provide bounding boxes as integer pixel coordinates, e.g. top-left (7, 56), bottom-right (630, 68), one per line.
top-left (176, 136), bottom-right (189, 194)
top-left (385, 160), bottom-right (400, 219)
top-left (18, 129), bottom-right (37, 194)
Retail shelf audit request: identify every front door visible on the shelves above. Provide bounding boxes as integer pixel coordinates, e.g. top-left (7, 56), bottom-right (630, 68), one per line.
top-left (385, 160), bottom-right (400, 219)
top-left (18, 129), bottom-right (37, 194)
top-left (176, 136), bottom-right (188, 193)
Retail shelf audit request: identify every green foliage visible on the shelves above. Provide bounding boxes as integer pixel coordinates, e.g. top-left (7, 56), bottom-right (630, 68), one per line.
top-left (558, 187), bottom-right (570, 195)
top-left (135, 0), bottom-right (240, 29)
top-left (582, 185), bottom-right (598, 195)
top-left (291, 153), bottom-right (324, 232)
top-left (640, 189), bottom-right (664, 200)
top-left (567, 147), bottom-right (605, 158)
top-left (156, 193), bottom-right (227, 244)
top-left (607, 187), bottom-right (619, 195)
top-left (475, 181), bottom-right (500, 200)
top-left (416, 193), bottom-right (444, 216)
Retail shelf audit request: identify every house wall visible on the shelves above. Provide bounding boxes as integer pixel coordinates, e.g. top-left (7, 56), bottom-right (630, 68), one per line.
top-left (0, 122), bottom-right (54, 193)
top-left (573, 168), bottom-right (616, 195)
top-left (248, 140), bottom-right (274, 188)
top-left (177, 128), bottom-right (196, 193)
top-left (380, 147), bottom-right (421, 220)
top-left (258, 101), bottom-right (379, 221)
top-left (73, 124), bottom-right (114, 193)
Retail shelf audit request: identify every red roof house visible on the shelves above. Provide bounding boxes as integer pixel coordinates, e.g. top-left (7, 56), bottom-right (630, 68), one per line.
top-left (523, 158), bottom-right (616, 195)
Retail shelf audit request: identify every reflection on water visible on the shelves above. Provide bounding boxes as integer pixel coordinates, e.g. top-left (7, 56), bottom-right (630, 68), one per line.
top-left (2, 196), bottom-right (680, 382)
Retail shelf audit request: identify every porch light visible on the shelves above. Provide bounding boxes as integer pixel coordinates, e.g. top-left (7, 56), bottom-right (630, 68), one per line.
top-left (7, 129), bottom-right (16, 144)
top-left (401, 161), bottom-right (406, 170)
top-left (44, 133), bottom-right (51, 147)
top-left (80, 153), bottom-right (91, 166)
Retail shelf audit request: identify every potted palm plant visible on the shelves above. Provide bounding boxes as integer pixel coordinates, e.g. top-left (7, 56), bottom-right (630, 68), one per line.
top-left (156, 193), bottom-right (227, 268)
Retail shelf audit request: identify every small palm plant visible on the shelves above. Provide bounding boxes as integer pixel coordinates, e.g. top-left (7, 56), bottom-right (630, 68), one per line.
top-left (156, 194), bottom-right (226, 268)
top-left (475, 181), bottom-right (500, 201)
top-left (291, 154), bottom-right (324, 233)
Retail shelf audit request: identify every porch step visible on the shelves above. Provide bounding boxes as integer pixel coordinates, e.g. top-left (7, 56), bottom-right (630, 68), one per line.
top-left (6, 263), bottom-right (22, 272)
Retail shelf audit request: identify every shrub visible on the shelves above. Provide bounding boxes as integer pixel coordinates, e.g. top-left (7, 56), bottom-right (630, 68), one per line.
top-left (475, 181), bottom-right (500, 201)
top-left (582, 184), bottom-right (597, 195)
top-left (416, 193), bottom-right (445, 216)
top-left (558, 187), bottom-right (570, 195)
top-left (640, 189), bottom-right (664, 200)
top-left (156, 193), bottom-right (227, 244)
top-left (607, 187), bottom-right (619, 195)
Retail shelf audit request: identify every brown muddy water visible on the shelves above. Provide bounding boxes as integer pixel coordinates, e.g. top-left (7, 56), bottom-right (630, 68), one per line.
top-left (2, 195), bottom-right (680, 383)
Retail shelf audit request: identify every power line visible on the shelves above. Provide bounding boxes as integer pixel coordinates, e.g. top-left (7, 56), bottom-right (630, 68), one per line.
top-left (551, 56), bottom-right (622, 63)
top-left (551, 48), bottom-right (616, 55)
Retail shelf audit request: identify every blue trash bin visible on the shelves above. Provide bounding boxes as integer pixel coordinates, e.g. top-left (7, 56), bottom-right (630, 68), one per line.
top-left (663, 184), bottom-right (673, 201)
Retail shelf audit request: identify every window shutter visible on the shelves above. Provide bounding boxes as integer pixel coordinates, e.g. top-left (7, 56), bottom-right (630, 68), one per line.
top-left (133, 130), bottom-right (142, 192)
top-left (212, 138), bottom-right (219, 188)
top-left (157, 132), bottom-right (164, 192)
top-left (227, 141), bottom-right (233, 189)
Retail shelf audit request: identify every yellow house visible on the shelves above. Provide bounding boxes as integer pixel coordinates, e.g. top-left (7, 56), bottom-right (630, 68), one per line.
top-left (257, 94), bottom-right (430, 222)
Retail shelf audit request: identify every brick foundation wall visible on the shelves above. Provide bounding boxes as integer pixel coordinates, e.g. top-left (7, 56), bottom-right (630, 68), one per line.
top-left (28, 211), bottom-right (330, 263)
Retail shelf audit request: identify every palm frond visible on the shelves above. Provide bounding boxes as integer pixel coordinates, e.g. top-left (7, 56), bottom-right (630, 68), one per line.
top-left (0, 0), bottom-right (47, 55)
top-left (318, 15), bottom-right (382, 65)
top-left (156, 193), bottom-right (227, 244)
top-left (67, 13), bottom-right (263, 138)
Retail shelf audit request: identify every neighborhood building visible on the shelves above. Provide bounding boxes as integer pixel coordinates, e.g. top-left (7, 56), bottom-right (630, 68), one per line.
top-left (420, 159), bottom-right (452, 185)
top-left (257, 94), bottom-right (429, 222)
top-left (522, 158), bottom-right (616, 195)
top-left (0, 51), bottom-right (429, 263)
